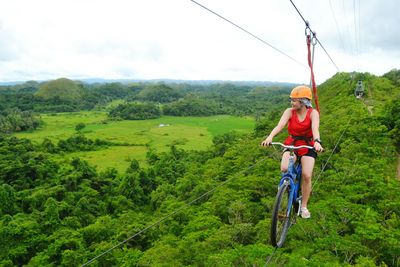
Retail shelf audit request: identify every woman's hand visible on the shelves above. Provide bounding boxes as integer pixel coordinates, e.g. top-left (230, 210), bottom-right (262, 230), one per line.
top-left (261, 136), bottom-right (273, 147)
top-left (314, 142), bottom-right (323, 152)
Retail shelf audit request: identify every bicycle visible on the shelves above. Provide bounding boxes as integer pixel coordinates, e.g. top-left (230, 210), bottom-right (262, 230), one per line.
top-left (269, 142), bottom-right (315, 248)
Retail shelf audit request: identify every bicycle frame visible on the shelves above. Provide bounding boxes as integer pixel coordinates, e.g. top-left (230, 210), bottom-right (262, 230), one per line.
top-left (279, 152), bottom-right (302, 217)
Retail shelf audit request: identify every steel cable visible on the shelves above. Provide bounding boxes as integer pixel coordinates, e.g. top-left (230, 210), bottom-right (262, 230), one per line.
top-left (190, 0), bottom-right (307, 68)
top-left (80, 156), bottom-right (268, 266)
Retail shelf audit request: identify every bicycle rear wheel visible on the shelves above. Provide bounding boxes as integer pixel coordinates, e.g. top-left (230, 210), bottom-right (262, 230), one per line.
top-left (270, 180), bottom-right (292, 247)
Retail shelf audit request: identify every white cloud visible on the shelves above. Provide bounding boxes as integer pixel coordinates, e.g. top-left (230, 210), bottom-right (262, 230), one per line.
top-left (0, 0), bottom-right (398, 83)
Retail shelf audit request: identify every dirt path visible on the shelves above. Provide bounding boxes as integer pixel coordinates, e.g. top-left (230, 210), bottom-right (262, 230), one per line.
top-left (364, 82), bottom-right (374, 115)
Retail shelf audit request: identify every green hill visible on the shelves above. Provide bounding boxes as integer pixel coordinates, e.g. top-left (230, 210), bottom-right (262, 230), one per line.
top-left (137, 83), bottom-right (183, 103)
top-left (35, 78), bottom-right (83, 101)
top-left (0, 72), bottom-right (399, 266)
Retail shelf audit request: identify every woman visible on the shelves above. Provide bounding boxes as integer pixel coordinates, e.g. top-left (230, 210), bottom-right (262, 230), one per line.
top-left (261, 85), bottom-right (323, 219)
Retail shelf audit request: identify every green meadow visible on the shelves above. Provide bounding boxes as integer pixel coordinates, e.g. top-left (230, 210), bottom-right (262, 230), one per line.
top-left (15, 112), bottom-right (255, 172)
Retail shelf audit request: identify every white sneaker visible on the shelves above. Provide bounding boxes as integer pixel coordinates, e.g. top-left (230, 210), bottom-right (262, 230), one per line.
top-left (300, 207), bottom-right (311, 219)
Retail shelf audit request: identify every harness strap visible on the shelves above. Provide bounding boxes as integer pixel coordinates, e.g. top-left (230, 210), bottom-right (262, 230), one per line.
top-left (290, 135), bottom-right (313, 142)
top-left (306, 33), bottom-right (320, 113)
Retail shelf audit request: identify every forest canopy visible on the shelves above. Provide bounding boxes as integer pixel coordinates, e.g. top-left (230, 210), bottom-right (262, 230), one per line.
top-left (0, 72), bottom-right (399, 266)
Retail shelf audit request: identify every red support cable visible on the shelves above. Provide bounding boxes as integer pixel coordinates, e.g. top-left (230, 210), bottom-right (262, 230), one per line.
top-left (306, 35), bottom-right (320, 113)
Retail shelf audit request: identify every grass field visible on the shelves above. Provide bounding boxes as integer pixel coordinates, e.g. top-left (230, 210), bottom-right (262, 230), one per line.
top-left (15, 112), bottom-right (255, 172)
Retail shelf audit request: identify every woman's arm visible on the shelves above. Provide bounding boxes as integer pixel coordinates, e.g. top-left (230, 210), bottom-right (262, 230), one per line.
top-left (311, 109), bottom-right (323, 151)
top-left (261, 108), bottom-right (292, 146)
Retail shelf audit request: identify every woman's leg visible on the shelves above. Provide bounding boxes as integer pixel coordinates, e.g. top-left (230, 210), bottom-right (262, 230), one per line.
top-left (280, 151), bottom-right (295, 173)
top-left (300, 156), bottom-right (315, 209)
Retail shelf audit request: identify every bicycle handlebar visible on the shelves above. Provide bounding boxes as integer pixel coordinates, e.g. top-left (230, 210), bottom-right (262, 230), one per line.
top-left (271, 142), bottom-right (314, 150)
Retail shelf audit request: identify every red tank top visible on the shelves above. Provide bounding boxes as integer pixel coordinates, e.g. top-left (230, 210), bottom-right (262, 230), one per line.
top-left (284, 108), bottom-right (314, 156)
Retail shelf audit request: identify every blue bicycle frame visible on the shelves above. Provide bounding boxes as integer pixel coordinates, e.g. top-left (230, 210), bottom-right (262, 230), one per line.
top-left (279, 154), bottom-right (302, 217)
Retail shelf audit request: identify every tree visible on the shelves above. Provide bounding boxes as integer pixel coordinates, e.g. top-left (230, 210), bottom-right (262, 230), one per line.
top-left (118, 173), bottom-right (146, 205)
top-left (108, 102), bottom-right (161, 120)
top-left (44, 197), bottom-right (60, 226)
top-left (0, 184), bottom-right (16, 215)
top-left (75, 122), bottom-right (86, 132)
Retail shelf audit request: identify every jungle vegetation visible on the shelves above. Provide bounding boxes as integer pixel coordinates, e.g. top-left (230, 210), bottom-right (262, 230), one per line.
top-left (0, 71), bottom-right (399, 266)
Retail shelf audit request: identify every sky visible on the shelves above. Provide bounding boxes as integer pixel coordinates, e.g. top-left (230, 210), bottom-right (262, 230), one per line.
top-left (0, 0), bottom-right (399, 84)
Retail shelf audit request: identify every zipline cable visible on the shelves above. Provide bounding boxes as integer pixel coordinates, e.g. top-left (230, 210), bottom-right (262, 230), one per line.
top-left (328, 0), bottom-right (347, 54)
top-left (264, 247), bottom-right (278, 267)
top-left (289, 0), bottom-right (307, 24)
top-left (342, 0), bottom-right (356, 56)
top-left (189, 0), bottom-right (307, 68)
top-left (353, 0), bottom-right (359, 58)
top-left (353, 0), bottom-right (362, 71)
top-left (80, 156), bottom-right (268, 266)
top-left (289, 0), bottom-right (340, 72)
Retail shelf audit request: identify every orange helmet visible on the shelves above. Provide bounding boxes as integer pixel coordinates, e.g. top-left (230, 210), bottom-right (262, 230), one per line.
top-left (290, 85), bottom-right (312, 100)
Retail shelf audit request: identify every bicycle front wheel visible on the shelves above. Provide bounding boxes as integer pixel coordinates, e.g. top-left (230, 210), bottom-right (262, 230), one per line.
top-left (270, 180), bottom-right (292, 247)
